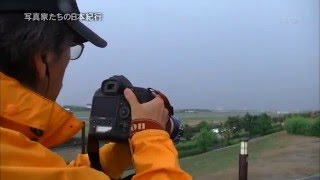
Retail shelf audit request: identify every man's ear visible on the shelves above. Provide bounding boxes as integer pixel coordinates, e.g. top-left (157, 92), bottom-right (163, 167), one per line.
top-left (33, 53), bottom-right (47, 79)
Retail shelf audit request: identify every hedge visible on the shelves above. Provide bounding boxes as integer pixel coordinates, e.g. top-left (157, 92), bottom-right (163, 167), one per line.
top-left (284, 116), bottom-right (320, 137)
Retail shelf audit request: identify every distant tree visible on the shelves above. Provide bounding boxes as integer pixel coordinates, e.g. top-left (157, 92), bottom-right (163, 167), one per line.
top-left (218, 125), bottom-right (233, 145)
top-left (212, 122), bottom-right (222, 129)
top-left (241, 113), bottom-right (252, 137)
top-left (250, 114), bottom-right (272, 135)
top-left (271, 116), bottom-right (285, 124)
top-left (196, 127), bottom-right (218, 152)
top-left (285, 113), bottom-right (293, 118)
top-left (182, 124), bottom-right (193, 141)
top-left (224, 116), bottom-right (241, 136)
top-left (196, 121), bottom-right (210, 131)
top-left (247, 115), bottom-right (259, 136)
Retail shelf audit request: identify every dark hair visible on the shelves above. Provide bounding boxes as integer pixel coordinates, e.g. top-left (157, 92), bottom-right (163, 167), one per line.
top-left (0, 13), bottom-right (74, 88)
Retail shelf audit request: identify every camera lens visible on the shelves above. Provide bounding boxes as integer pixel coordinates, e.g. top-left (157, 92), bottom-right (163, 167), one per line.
top-left (119, 106), bottom-right (130, 119)
top-left (169, 116), bottom-right (184, 144)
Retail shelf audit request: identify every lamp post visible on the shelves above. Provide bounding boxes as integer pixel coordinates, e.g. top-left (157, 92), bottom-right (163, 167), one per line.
top-left (239, 138), bottom-right (249, 180)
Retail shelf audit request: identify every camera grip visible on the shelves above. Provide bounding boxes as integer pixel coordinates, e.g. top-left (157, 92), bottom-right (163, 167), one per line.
top-left (131, 87), bottom-right (155, 104)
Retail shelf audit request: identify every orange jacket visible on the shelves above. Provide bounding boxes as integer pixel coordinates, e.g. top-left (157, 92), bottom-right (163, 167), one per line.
top-left (0, 72), bottom-right (192, 180)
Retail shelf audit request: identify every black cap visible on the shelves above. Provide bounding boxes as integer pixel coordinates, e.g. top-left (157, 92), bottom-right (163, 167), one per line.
top-left (0, 0), bottom-right (107, 48)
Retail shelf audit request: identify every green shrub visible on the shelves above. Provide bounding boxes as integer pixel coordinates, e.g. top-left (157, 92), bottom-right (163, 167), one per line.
top-left (250, 114), bottom-right (273, 136)
top-left (183, 124), bottom-right (196, 141)
top-left (196, 127), bottom-right (219, 152)
top-left (284, 116), bottom-right (320, 137)
top-left (309, 118), bottom-right (320, 137)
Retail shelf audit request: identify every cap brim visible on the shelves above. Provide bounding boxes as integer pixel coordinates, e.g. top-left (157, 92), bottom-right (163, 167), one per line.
top-left (66, 20), bottom-right (107, 48)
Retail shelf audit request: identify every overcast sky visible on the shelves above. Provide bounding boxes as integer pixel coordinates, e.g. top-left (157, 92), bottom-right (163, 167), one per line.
top-left (57, 0), bottom-right (319, 111)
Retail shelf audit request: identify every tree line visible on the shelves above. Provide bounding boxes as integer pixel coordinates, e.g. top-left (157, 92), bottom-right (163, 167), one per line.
top-left (178, 111), bottom-right (319, 158)
top-left (183, 113), bottom-right (285, 142)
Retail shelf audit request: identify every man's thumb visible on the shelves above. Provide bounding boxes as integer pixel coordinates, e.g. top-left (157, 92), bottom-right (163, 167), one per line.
top-left (124, 88), bottom-right (139, 107)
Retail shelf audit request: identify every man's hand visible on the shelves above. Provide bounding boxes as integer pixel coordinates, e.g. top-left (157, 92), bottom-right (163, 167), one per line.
top-left (124, 88), bottom-right (169, 131)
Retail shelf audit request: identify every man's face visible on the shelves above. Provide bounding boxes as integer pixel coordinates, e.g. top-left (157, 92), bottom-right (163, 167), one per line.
top-left (46, 46), bottom-right (71, 101)
top-left (34, 45), bottom-right (71, 101)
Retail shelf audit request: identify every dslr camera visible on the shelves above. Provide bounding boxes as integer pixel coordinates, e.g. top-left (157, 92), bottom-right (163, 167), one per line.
top-left (89, 75), bottom-right (184, 143)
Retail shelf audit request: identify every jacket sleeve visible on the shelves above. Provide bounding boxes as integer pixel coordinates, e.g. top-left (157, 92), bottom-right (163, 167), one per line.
top-left (0, 127), bottom-right (114, 180)
top-left (69, 142), bottom-right (132, 179)
top-left (130, 130), bottom-right (192, 180)
top-left (0, 166), bottom-right (110, 180)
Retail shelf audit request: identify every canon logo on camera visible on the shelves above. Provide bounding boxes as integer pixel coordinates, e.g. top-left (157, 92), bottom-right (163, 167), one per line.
top-left (131, 123), bottom-right (146, 131)
top-left (130, 119), bottom-right (163, 137)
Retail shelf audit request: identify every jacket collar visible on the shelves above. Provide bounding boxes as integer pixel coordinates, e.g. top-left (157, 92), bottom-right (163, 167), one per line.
top-left (0, 72), bottom-right (83, 148)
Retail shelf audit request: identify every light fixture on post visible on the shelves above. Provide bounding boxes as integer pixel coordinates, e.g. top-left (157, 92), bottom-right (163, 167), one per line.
top-left (239, 137), bottom-right (249, 180)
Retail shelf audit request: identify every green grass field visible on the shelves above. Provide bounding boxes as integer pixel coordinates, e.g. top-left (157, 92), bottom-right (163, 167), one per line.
top-left (178, 131), bottom-right (292, 177)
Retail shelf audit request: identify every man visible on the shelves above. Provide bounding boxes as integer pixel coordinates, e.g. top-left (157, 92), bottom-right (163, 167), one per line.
top-left (0, 0), bottom-right (192, 179)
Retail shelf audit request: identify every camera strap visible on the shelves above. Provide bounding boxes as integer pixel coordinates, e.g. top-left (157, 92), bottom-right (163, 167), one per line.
top-left (87, 134), bottom-right (103, 171)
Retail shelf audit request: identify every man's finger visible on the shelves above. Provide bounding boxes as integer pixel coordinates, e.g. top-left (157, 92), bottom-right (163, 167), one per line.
top-left (124, 88), bottom-right (139, 108)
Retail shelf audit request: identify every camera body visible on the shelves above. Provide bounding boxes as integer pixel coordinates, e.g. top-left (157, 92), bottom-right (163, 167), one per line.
top-left (89, 75), bottom-right (184, 143)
